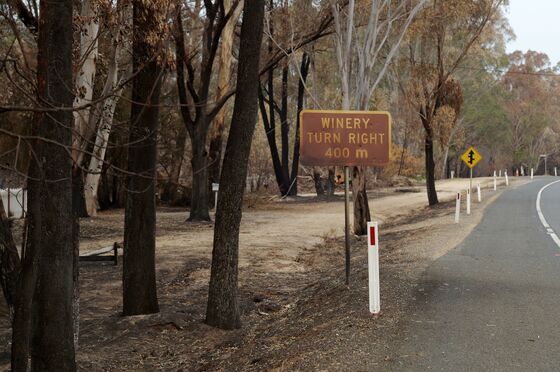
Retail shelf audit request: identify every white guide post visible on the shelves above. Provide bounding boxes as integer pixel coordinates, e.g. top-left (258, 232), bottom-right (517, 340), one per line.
top-left (451, 171), bottom-right (454, 179)
top-left (531, 168), bottom-right (534, 180)
top-left (467, 188), bottom-right (471, 215)
top-left (505, 171), bottom-right (509, 186)
top-left (367, 222), bottom-right (380, 314)
top-left (212, 183), bottom-right (219, 211)
top-left (493, 171), bottom-right (497, 191)
top-left (555, 167), bottom-right (558, 177)
top-left (499, 170), bottom-right (502, 177)
top-left (455, 193), bottom-right (461, 223)
top-left (477, 183), bottom-right (481, 202)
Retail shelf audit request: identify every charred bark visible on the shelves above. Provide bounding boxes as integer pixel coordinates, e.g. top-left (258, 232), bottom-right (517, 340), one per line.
top-left (161, 125), bottom-right (187, 204)
top-left (425, 130), bottom-right (439, 206)
top-left (12, 0), bottom-right (77, 369)
top-left (0, 198), bottom-right (21, 320)
top-left (258, 48), bottom-right (310, 197)
top-left (122, 0), bottom-right (163, 316)
top-left (206, 0), bottom-right (264, 329)
top-left (188, 123), bottom-right (211, 221)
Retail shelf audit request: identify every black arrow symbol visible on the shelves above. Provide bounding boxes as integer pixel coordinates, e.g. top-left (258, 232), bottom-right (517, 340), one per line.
top-left (468, 150), bottom-right (475, 164)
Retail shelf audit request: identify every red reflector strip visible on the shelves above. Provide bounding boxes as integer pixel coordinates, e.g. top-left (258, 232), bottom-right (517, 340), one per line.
top-left (369, 226), bottom-right (376, 246)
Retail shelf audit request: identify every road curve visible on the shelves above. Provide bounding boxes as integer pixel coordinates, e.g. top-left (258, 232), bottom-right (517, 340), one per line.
top-left (391, 177), bottom-right (560, 371)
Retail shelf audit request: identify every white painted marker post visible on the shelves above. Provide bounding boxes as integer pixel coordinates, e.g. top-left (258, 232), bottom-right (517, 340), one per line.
top-left (367, 222), bottom-right (380, 314)
top-left (505, 171), bottom-right (509, 186)
top-left (466, 189), bottom-right (471, 215)
top-left (455, 193), bottom-right (461, 223)
top-left (531, 168), bottom-right (534, 179)
top-left (451, 170), bottom-right (454, 179)
top-left (477, 183), bottom-right (481, 202)
top-left (555, 167), bottom-right (558, 177)
top-left (499, 170), bottom-right (502, 177)
top-left (212, 183), bottom-right (219, 210)
top-left (493, 171), bottom-right (497, 191)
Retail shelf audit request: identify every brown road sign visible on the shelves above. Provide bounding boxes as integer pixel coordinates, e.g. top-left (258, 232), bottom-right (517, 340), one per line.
top-left (299, 110), bottom-right (391, 167)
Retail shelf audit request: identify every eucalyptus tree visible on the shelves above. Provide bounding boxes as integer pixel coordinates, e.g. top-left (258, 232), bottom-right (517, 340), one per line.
top-left (330, 0), bottom-right (427, 234)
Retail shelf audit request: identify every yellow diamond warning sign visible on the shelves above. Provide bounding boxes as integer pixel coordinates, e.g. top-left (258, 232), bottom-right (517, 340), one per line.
top-left (461, 146), bottom-right (482, 169)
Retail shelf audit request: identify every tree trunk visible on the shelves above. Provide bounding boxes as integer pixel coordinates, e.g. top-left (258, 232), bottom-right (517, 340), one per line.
top-left (71, 169), bottom-right (81, 349)
top-left (289, 52), bottom-right (311, 197)
top-left (72, 0), bottom-right (99, 165)
top-left (206, 0), bottom-right (264, 330)
top-left (352, 166), bottom-right (371, 235)
top-left (0, 198), bottom-right (21, 321)
top-left (425, 130), bottom-right (439, 206)
top-left (326, 168), bottom-right (336, 196)
top-left (161, 126), bottom-right (187, 204)
top-left (312, 168), bottom-right (325, 196)
top-left (12, 0), bottom-right (77, 368)
top-left (208, 0), bottom-right (243, 206)
top-left (84, 32), bottom-right (123, 217)
top-left (71, 0), bottom-right (100, 219)
top-left (258, 86), bottom-right (289, 195)
top-left (189, 125), bottom-right (211, 221)
top-left (11, 215), bottom-right (35, 371)
top-left (122, 0), bottom-right (163, 316)
top-left (280, 65), bottom-right (290, 189)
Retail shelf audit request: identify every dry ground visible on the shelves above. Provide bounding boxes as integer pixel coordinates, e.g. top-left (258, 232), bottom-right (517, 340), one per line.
top-left (0, 177), bottom-right (527, 371)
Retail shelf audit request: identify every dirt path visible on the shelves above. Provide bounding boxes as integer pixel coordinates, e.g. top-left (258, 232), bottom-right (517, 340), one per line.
top-left (0, 176), bottom-right (526, 370)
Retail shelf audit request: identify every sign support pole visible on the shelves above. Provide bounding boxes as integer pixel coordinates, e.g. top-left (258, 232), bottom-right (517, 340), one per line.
top-left (344, 166), bottom-right (351, 285)
top-left (469, 167), bottom-right (473, 193)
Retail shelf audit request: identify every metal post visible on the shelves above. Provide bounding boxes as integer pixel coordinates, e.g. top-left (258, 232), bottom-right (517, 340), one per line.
top-left (214, 191), bottom-right (218, 211)
top-left (344, 166), bottom-right (351, 285)
top-left (469, 168), bottom-right (473, 193)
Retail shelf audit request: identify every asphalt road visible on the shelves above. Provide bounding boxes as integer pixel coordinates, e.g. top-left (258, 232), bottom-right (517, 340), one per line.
top-left (392, 177), bottom-right (560, 371)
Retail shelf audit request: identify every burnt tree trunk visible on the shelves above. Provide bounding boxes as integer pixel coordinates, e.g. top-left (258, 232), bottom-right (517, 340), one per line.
top-left (352, 166), bottom-right (371, 236)
top-left (206, 0), bottom-right (264, 330)
top-left (161, 125), bottom-right (187, 204)
top-left (0, 198), bottom-right (21, 320)
top-left (258, 85), bottom-right (287, 194)
top-left (312, 168), bottom-right (325, 196)
top-left (258, 49), bottom-right (310, 197)
top-left (326, 168), bottom-right (336, 196)
top-left (71, 168), bottom-right (81, 348)
top-left (280, 65), bottom-right (291, 192)
top-left (12, 0), bottom-right (77, 369)
top-left (174, 4), bottom-right (233, 222)
top-left (122, 0), bottom-right (163, 316)
top-left (425, 129), bottom-right (439, 206)
top-left (11, 200), bottom-right (35, 371)
top-left (290, 52), bottom-right (311, 196)
top-left (188, 122), bottom-right (211, 221)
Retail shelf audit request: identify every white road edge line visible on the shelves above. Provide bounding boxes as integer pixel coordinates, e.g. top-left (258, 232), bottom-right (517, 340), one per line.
top-left (536, 180), bottom-right (560, 248)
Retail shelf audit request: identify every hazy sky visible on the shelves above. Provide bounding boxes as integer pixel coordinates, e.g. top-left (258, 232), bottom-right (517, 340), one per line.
top-left (506, 0), bottom-right (560, 65)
